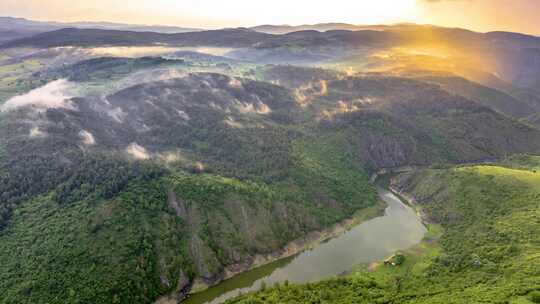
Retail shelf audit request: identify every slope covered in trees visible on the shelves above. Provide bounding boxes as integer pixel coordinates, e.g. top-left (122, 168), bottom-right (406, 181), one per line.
top-left (228, 156), bottom-right (540, 303)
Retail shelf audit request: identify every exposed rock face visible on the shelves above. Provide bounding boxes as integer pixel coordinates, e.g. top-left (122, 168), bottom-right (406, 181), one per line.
top-left (360, 133), bottom-right (414, 169)
top-left (155, 271), bottom-right (191, 304)
top-left (391, 170), bottom-right (449, 205)
top-left (178, 194), bottom-right (322, 288)
top-left (167, 190), bottom-right (188, 220)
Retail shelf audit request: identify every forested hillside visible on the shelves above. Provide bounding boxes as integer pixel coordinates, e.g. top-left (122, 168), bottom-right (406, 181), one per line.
top-left (228, 156), bottom-right (540, 303)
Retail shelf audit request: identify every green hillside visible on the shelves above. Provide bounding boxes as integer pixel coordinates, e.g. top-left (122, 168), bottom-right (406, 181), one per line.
top-left (228, 156), bottom-right (540, 303)
top-left (0, 137), bottom-right (377, 304)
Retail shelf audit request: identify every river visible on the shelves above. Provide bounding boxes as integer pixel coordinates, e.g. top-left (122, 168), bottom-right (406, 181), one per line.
top-left (183, 188), bottom-right (426, 304)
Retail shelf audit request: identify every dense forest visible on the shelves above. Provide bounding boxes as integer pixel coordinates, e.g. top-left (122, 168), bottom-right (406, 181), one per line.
top-left (0, 129), bottom-right (378, 303)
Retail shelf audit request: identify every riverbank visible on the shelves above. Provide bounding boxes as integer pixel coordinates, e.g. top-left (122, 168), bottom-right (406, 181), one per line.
top-left (190, 200), bottom-right (387, 292)
top-left (360, 170), bottom-right (443, 275)
top-left (181, 187), bottom-right (426, 304)
top-left (158, 169), bottom-right (432, 304)
top-left (155, 200), bottom-right (386, 304)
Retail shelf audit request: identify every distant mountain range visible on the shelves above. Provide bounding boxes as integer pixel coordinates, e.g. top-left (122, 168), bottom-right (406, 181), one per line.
top-left (250, 23), bottom-right (396, 34)
top-left (4, 23), bottom-right (540, 51)
top-left (0, 16), bottom-right (202, 43)
top-left (3, 17), bottom-right (540, 48)
top-left (0, 27), bottom-right (274, 48)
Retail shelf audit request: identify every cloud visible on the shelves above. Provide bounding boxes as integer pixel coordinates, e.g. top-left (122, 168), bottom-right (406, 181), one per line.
top-left (29, 127), bottom-right (46, 138)
top-left (79, 130), bottom-right (96, 146)
top-left (126, 143), bottom-right (150, 160)
top-left (1, 79), bottom-right (76, 112)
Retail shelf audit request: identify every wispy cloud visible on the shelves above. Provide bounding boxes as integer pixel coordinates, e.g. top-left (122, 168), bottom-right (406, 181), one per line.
top-left (1, 79), bottom-right (76, 112)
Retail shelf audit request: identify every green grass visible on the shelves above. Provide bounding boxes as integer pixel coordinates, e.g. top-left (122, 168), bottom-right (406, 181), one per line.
top-left (0, 59), bottom-right (46, 103)
top-left (503, 154), bottom-right (540, 172)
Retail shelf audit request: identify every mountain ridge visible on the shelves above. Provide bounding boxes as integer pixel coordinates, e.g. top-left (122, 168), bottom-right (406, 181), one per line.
top-left (0, 16), bottom-right (202, 33)
top-left (4, 24), bottom-right (540, 54)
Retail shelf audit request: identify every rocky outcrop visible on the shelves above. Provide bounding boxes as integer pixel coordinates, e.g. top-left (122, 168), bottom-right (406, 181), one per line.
top-left (359, 132), bottom-right (417, 169)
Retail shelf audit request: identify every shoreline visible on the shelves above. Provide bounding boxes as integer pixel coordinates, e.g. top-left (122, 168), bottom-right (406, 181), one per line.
top-left (190, 200), bottom-right (386, 292)
top-left (158, 166), bottom-right (444, 304)
top-left (155, 199), bottom-right (386, 304)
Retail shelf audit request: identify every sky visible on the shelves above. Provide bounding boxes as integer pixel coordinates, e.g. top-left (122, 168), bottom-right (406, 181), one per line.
top-left (1, 0), bottom-right (540, 35)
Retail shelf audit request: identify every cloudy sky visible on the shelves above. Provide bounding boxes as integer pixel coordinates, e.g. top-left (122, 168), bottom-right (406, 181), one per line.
top-left (1, 0), bottom-right (539, 35)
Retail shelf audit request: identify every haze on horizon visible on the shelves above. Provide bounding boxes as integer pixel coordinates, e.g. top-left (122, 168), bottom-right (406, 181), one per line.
top-left (1, 0), bottom-right (540, 35)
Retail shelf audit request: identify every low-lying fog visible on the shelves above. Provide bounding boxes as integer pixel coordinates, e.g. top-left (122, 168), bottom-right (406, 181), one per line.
top-left (88, 46), bottom-right (235, 58)
top-left (1, 79), bottom-right (77, 112)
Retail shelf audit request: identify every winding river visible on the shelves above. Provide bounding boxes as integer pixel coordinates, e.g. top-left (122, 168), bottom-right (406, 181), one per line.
top-left (183, 188), bottom-right (426, 304)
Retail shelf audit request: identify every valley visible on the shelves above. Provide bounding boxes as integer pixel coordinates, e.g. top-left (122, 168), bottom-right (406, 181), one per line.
top-left (0, 17), bottom-right (539, 304)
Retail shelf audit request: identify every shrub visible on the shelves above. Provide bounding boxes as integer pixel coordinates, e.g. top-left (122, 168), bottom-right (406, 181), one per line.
top-left (530, 291), bottom-right (540, 303)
